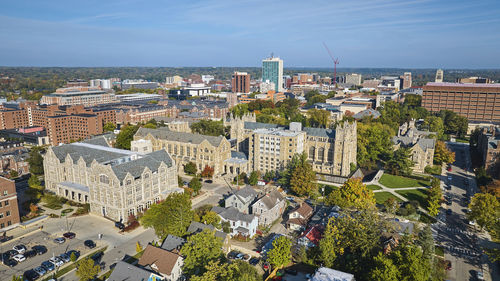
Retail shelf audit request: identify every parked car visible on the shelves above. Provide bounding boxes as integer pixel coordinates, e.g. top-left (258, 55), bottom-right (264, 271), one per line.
top-left (24, 250), bottom-right (37, 258)
top-left (63, 232), bottom-right (76, 239)
top-left (41, 260), bottom-right (55, 271)
top-left (91, 251), bottom-right (103, 262)
top-left (13, 254), bottom-right (26, 262)
top-left (447, 166), bottom-right (452, 171)
top-left (475, 270), bottom-right (484, 280)
top-left (115, 221), bottom-right (125, 230)
top-left (34, 266), bottom-right (47, 276)
top-left (444, 260), bottom-right (452, 270)
top-left (23, 269), bottom-right (39, 281)
top-left (84, 240), bottom-right (96, 249)
top-left (59, 253), bottom-right (71, 263)
top-left (446, 209), bottom-right (452, 215)
top-left (13, 244), bottom-right (27, 254)
top-left (33, 245), bottom-right (48, 255)
top-left (3, 259), bottom-right (17, 267)
top-left (53, 237), bottom-right (66, 244)
top-left (49, 256), bottom-right (64, 267)
top-left (249, 257), bottom-right (260, 265)
top-left (67, 250), bottom-right (80, 260)
top-left (228, 251), bottom-right (239, 259)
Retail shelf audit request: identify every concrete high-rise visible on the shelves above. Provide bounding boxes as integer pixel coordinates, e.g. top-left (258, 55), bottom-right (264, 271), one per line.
top-left (402, 72), bottom-right (412, 89)
top-left (345, 73), bottom-right (362, 86)
top-left (262, 57), bottom-right (283, 92)
top-left (435, 69), bottom-right (444, 83)
top-left (231, 72), bottom-right (250, 93)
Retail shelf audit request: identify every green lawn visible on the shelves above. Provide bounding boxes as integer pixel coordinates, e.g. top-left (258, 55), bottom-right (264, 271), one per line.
top-left (379, 174), bottom-right (431, 188)
top-left (374, 192), bottom-right (403, 204)
top-left (366, 184), bottom-right (382, 190)
top-left (396, 189), bottom-right (428, 207)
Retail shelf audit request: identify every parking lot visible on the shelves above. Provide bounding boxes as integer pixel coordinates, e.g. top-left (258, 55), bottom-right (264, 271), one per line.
top-left (0, 214), bottom-right (151, 280)
top-left (0, 229), bottom-right (99, 279)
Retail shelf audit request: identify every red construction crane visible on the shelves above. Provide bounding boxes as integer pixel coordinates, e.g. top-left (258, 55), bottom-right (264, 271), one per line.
top-left (323, 42), bottom-right (339, 86)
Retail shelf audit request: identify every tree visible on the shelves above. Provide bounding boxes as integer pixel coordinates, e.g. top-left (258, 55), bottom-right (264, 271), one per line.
top-left (390, 244), bottom-right (429, 281)
top-left (201, 165), bottom-right (214, 179)
top-left (384, 197), bottom-right (399, 215)
top-left (267, 236), bottom-right (292, 269)
top-left (282, 153), bottom-right (317, 196)
top-left (181, 229), bottom-right (225, 277)
top-left (468, 193), bottom-right (500, 230)
top-left (307, 108), bottom-right (330, 128)
top-left (385, 147), bottom-right (414, 176)
top-left (378, 101), bottom-right (402, 132)
top-left (70, 251), bottom-right (78, 262)
top-left (248, 171), bottom-right (260, 186)
top-left (403, 94), bottom-right (422, 108)
top-left (191, 120), bottom-right (226, 136)
top-left (201, 211), bottom-right (221, 228)
top-left (143, 123), bottom-right (156, 129)
top-left (184, 162), bottom-right (197, 175)
top-left (115, 124), bottom-right (140, 150)
top-left (357, 122), bottom-right (394, 169)
top-left (189, 177), bottom-right (202, 196)
top-left (28, 174), bottom-right (42, 190)
top-left (103, 122), bottom-right (116, 132)
top-left (28, 146), bottom-right (44, 175)
top-left (423, 116), bottom-right (444, 139)
top-left (140, 192), bottom-right (193, 239)
top-left (327, 178), bottom-right (376, 209)
top-left (191, 260), bottom-right (260, 281)
top-left (433, 141), bottom-right (455, 165)
top-left (263, 170), bottom-right (275, 182)
top-left (12, 276), bottom-right (23, 281)
top-left (9, 170), bottom-right (18, 178)
top-left (231, 104), bottom-right (249, 117)
top-left (75, 257), bottom-right (101, 281)
top-left (426, 178), bottom-right (442, 217)
top-left (136, 241), bottom-right (143, 253)
top-left (369, 252), bottom-right (400, 281)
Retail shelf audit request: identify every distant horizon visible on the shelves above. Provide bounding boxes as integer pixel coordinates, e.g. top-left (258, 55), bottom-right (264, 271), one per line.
top-left (1, 65), bottom-right (500, 71)
top-left (1, 0), bottom-right (499, 68)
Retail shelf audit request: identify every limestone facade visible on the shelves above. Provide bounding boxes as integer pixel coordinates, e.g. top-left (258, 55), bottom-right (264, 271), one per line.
top-left (44, 138), bottom-right (180, 222)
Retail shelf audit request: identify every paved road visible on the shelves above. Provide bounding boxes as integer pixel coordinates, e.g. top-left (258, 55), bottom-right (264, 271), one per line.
top-left (432, 142), bottom-right (496, 281)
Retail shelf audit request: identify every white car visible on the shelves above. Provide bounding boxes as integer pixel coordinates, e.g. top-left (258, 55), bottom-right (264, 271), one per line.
top-left (13, 245), bottom-right (26, 254)
top-left (49, 257), bottom-right (64, 267)
top-left (12, 254), bottom-right (26, 262)
top-left (447, 176), bottom-right (452, 181)
top-left (469, 220), bottom-right (476, 226)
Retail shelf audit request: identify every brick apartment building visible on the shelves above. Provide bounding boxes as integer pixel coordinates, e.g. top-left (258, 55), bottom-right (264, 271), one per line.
top-left (232, 72), bottom-right (250, 93)
top-left (0, 176), bottom-right (21, 231)
top-left (422, 82), bottom-right (500, 124)
top-left (0, 103), bottom-right (116, 145)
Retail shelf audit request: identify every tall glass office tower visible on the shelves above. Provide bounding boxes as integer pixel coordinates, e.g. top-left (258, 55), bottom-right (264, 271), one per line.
top-left (262, 57), bottom-right (283, 92)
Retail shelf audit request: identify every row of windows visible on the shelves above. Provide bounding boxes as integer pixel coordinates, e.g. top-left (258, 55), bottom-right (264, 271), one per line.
top-left (0, 211), bottom-right (12, 218)
top-left (0, 200), bottom-right (10, 207)
top-left (0, 221), bottom-right (12, 229)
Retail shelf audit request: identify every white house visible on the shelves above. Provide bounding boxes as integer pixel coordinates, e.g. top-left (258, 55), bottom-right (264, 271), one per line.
top-left (212, 206), bottom-right (258, 238)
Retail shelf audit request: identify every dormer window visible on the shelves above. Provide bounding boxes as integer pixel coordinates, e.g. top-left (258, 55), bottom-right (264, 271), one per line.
top-left (99, 175), bottom-right (109, 184)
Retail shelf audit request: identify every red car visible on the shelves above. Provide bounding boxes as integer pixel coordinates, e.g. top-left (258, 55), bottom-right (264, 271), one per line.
top-left (63, 232), bottom-right (76, 239)
top-left (447, 166), bottom-right (452, 171)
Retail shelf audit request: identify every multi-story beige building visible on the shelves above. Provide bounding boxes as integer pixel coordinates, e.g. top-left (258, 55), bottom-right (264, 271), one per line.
top-left (133, 127), bottom-right (233, 176)
top-left (225, 114), bottom-right (357, 179)
top-left (392, 121), bottom-right (436, 173)
top-left (43, 137), bottom-right (180, 222)
top-left (41, 87), bottom-right (118, 106)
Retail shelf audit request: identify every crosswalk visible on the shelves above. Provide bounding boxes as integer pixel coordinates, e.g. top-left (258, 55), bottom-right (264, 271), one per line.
top-left (442, 244), bottom-right (481, 258)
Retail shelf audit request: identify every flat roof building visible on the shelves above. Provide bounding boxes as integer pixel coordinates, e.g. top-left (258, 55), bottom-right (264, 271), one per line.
top-left (422, 82), bottom-right (500, 124)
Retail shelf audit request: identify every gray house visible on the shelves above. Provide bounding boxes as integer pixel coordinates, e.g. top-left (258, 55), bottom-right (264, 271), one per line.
top-left (224, 186), bottom-right (258, 214)
top-left (251, 189), bottom-right (285, 226)
top-left (107, 261), bottom-right (164, 281)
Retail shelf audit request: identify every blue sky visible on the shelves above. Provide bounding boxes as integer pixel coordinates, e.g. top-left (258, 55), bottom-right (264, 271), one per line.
top-left (1, 0), bottom-right (499, 68)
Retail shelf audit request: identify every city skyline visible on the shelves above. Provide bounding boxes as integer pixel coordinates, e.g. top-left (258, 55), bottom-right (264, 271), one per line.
top-left (1, 0), bottom-right (499, 68)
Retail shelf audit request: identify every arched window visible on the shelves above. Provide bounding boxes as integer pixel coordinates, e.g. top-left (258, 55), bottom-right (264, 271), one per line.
top-left (318, 147), bottom-right (325, 161)
top-left (99, 175), bottom-right (109, 184)
top-left (309, 147), bottom-right (315, 160)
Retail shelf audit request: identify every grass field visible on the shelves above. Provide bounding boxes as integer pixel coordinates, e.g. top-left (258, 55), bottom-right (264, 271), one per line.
top-left (366, 184), bottom-right (382, 190)
top-left (374, 192), bottom-right (403, 204)
top-left (396, 189), bottom-right (428, 207)
top-left (379, 174), bottom-right (431, 188)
